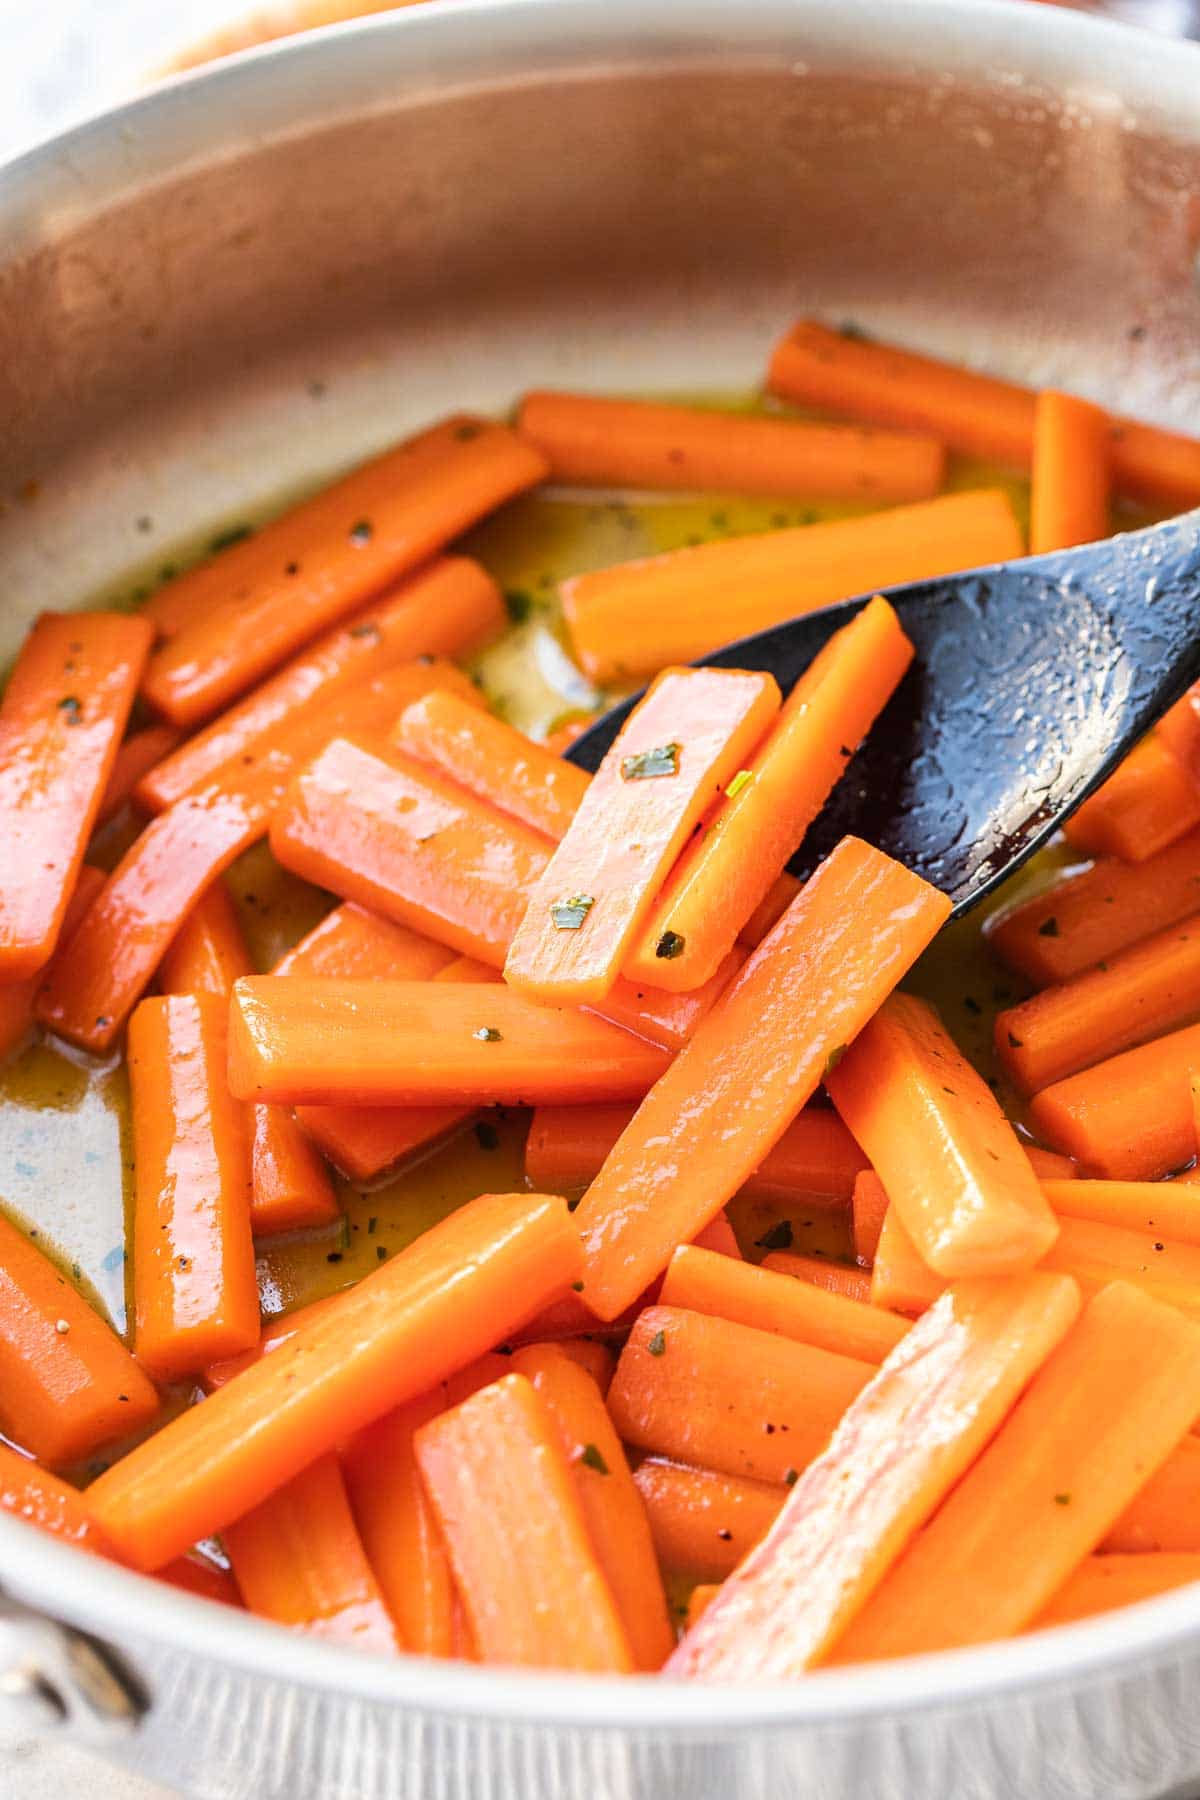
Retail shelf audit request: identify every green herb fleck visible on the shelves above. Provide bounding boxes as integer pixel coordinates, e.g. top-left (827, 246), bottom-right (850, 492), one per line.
top-left (348, 519), bottom-right (373, 545)
top-left (755, 1219), bottom-right (793, 1252)
top-left (621, 743), bottom-right (681, 781)
top-left (453, 422), bottom-right (482, 442)
top-left (823, 1044), bottom-right (848, 1079)
top-left (571, 1281), bottom-right (585, 1293)
top-left (647, 1329), bottom-right (667, 1357)
top-left (784, 1467), bottom-right (800, 1488)
top-left (208, 523), bottom-right (252, 554)
top-left (578, 1443), bottom-right (609, 1475)
top-left (551, 894), bottom-right (595, 931)
top-left (1037, 916), bottom-right (1060, 938)
top-left (1007, 1030), bottom-right (1024, 1049)
top-left (367, 1216), bottom-right (378, 1235)
top-left (725, 769), bottom-right (753, 801)
top-left (473, 1026), bottom-right (503, 1043)
top-left (56, 695), bottom-right (82, 725)
top-left (1054, 1492), bottom-right (1071, 1506)
top-left (349, 621), bottom-right (381, 641)
top-left (504, 588), bottom-right (533, 624)
top-left (655, 930), bottom-right (685, 961)
top-left (335, 1217), bottom-right (351, 1251)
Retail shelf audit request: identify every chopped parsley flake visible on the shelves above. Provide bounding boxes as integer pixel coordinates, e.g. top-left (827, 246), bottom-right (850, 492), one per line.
top-left (647, 1329), bottom-right (667, 1357)
top-left (755, 1219), bottom-right (793, 1252)
top-left (823, 1044), bottom-right (848, 1079)
top-left (348, 519), bottom-right (374, 545)
top-left (551, 894), bottom-right (595, 931)
top-left (655, 930), bottom-right (685, 960)
top-left (56, 695), bottom-right (82, 725)
top-left (621, 743), bottom-right (680, 781)
top-left (578, 1443), bottom-right (609, 1475)
top-left (725, 769), bottom-right (753, 801)
top-left (473, 1026), bottom-right (503, 1043)
top-left (1037, 916), bottom-right (1060, 938)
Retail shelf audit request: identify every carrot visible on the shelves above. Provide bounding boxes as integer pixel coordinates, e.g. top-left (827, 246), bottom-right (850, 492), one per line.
top-left (737, 872), bottom-right (803, 949)
top-left (1063, 733), bottom-right (1200, 864)
top-left (138, 558), bottom-right (497, 812)
top-left (395, 686), bottom-right (590, 842)
top-left (583, 946), bottom-right (746, 1052)
top-left (88, 1193), bottom-right (580, 1570)
top-left (608, 1306), bottom-right (873, 1487)
top-left (1031, 1554), bottom-right (1200, 1631)
top-left (690, 1213), bottom-right (741, 1260)
top-left (1042, 1178), bottom-right (1200, 1245)
top-left (128, 993), bottom-right (259, 1381)
top-left (156, 879), bottom-right (252, 1001)
top-left (767, 319), bottom-right (1200, 506)
top-left (826, 993), bottom-right (1058, 1277)
top-left (1158, 681), bottom-right (1200, 789)
top-left (1103, 1433), bottom-right (1200, 1553)
top-left (228, 976), bottom-right (670, 1108)
top-left (222, 1453), bottom-right (399, 1651)
top-left (869, 1207), bottom-right (945, 1316)
top-left (761, 1252), bottom-right (873, 1304)
top-left (562, 489), bottom-right (1022, 685)
top-left (141, 418), bottom-right (545, 725)
top-left (544, 1338), bottom-right (617, 1392)
top-left (506, 667), bottom-right (781, 1004)
top-left (1029, 390), bottom-right (1111, 555)
top-left (625, 598), bottom-right (913, 991)
top-left (852, 1169), bottom-right (890, 1265)
top-left (574, 838), bottom-right (950, 1320)
top-left (0, 1442), bottom-right (112, 1555)
top-left (414, 1373), bottom-right (633, 1671)
top-left (1024, 1145), bottom-right (1078, 1179)
top-left (96, 723), bottom-right (184, 827)
top-left (0, 1211), bottom-right (158, 1467)
top-left (276, 898), bottom-right (454, 983)
top-left (511, 1344), bottom-right (675, 1671)
top-left (203, 1293), bottom-right (340, 1390)
top-left (987, 832), bottom-right (1200, 986)
top-left (830, 1282), bottom-right (1200, 1660)
top-left (0, 865), bottom-right (106, 1063)
top-left (1029, 1023), bottom-right (1200, 1179)
top-left (632, 1459), bottom-right (785, 1581)
top-left (686, 1584), bottom-right (722, 1630)
top-left (516, 390), bottom-right (946, 502)
top-left (659, 1244), bottom-right (908, 1365)
top-left (524, 1102), bottom-right (866, 1208)
top-left (669, 1271), bottom-right (1081, 1678)
top-left (159, 1551), bottom-right (242, 1607)
top-left (0, 611), bottom-right (153, 979)
top-left (543, 713), bottom-right (600, 756)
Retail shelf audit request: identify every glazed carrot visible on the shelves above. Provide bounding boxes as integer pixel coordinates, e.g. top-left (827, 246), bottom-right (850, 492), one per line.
top-left (517, 391), bottom-right (946, 502)
top-left (767, 319), bottom-right (1200, 506)
top-left (275, 898), bottom-right (454, 983)
top-left (1024, 1145), bottom-right (1077, 1179)
top-left (1044, 1178), bottom-right (1200, 1245)
top-left (395, 686), bottom-right (590, 841)
top-left (669, 1271), bottom-right (1081, 1678)
top-left (869, 1207), bottom-right (945, 1316)
top-left (608, 1306), bottom-right (873, 1487)
top-left (96, 724), bottom-right (184, 827)
top-left (141, 418), bottom-right (546, 725)
top-left (0, 611), bottom-right (153, 978)
top-left (543, 713), bottom-right (600, 756)
top-left (524, 1103), bottom-right (866, 1209)
top-left (1029, 390), bottom-right (1111, 555)
top-left (1063, 734), bottom-right (1200, 864)
top-left (852, 1169), bottom-right (890, 1265)
top-left (342, 1392), bottom-right (471, 1657)
top-left (761, 1252), bottom-right (873, 1304)
top-left (986, 831), bottom-right (1200, 985)
top-left (690, 1213), bottom-right (741, 1260)
top-left (223, 1453), bottom-right (399, 1651)
top-left (0, 865), bottom-right (106, 1063)
top-left (1158, 681), bottom-right (1200, 788)
top-left (511, 1344), bottom-right (675, 1671)
top-left (0, 1211), bottom-right (158, 1467)
top-left (659, 1245), bottom-right (908, 1365)
top-left (228, 977), bottom-right (670, 1107)
top-left (583, 946), bottom-right (746, 1052)
top-left (506, 667), bottom-right (781, 1004)
top-left (129, 993), bottom-right (259, 1381)
top-left (1029, 1022), bottom-right (1200, 1179)
top-left (1031, 1554), bottom-right (1200, 1631)
top-left (826, 993), bottom-right (1057, 1277)
top-left (159, 1552), bottom-right (242, 1607)
top-left (737, 872), bottom-right (803, 949)
top-left (831, 1282), bottom-right (1200, 1660)
top-left (0, 1442), bottom-right (112, 1555)
top-left (89, 1193), bottom-right (581, 1569)
top-left (687, 1584), bottom-right (722, 1630)
top-left (36, 661), bottom-right (440, 1053)
top-left (574, 839), bottom-right (950, 1319)
top-left (138, 558), bottom-right (497, 811)
top-left (563, 489), bottom-right (1022, 684)
top-left (156, 879), bottom-right (252, 1001)
top-left (1103, 1433), bottom-right (1200, 1553)
top-left (632, 1459), bottom-right (785, 1581)
top-left (625, 597), bottom-right (914, 992)
top-left (414, 1373), bottom-right (633, 1671)
top-left (202, 1293), bottom-right (341, 1390)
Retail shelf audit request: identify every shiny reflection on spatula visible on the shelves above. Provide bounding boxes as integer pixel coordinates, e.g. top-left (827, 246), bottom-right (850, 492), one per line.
top-left (565, 510), bottom-right (1200, 914)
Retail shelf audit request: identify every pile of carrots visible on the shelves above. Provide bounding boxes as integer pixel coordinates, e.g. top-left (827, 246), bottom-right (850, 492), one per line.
top-left (4, 319), bottom-right (1200, 1677)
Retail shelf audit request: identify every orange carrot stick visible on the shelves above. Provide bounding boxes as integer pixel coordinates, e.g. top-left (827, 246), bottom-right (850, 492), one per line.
top-left (563, 489), bottom-right (1022, 685)
top-left (1041, 1178), bottom-right (1200, 1243)
top-left (141, 418), bottom-right (546, 725)
top-left (138, 558), bottom-right (497, 812)
top-left (689, 1212), bottom-right (742, 1260)
top-left (767, 319), bottom-right (1200, 506)
top-left (0, 611), bottom-right (153, 978)
top-left (511, 1343), bottom-right (675, 1671)
top-left (659, 1244), bottom-right (908, 1365)
top-left (761, 1252), bottom-right (873, 1304)
top-left (986, 832), bottom-right (1200, 986)
top-left (1063, 733), bottom-right (1200, 864)
top-left (831, 1282), bottom-right (1200, 1661)
top-left (1029, 1022), bottom-right (1200, 1180)
top-left (632, 1459), bottom-right (785, 1581)
top-left (228, 976), bottom-right (670, 1107)
top-left (88, 1193), bottom-right (580, 1570)
top-left (275, 898), bottom-right (454, 983)
top-left (128, 993), bottom-right (259, 1381)
top-left (1103, 1433), bottom-right (1200, 1553)
top-left (669, 1271), bottom-right (1081, 1678)
top-left (1029, 390), bottom-right (1111, 555)
top-left (202, 1294), bottom-right (341, 1390)
top-left (222, 1453), bottom-right (399, 1652)
top-left (505, 667), bottom-right (780, 1005)
top-left (852, 1169), bottom-right (890, 1265)
top-left (517, 390), bottom-right (946, 502)
top-left (0, 1212), bottom-right (158, 1467)
top-left (95, 723), bottom-right (184, 827)
top-left (414, 1373), bottom-right (633, 1671)
top-left (0, 1442), bottom-right (113, 1556)
top-left (0, 865), bottom-right (105, 1063)
top-left (156, 879), bottom-right (252, 1001)
top-left (607, 1306), bottom-right (873, 1487)
top-left (574, 838), bottom-right (950, 1320)
top-left (737, 872), bottom-right (803, 949)
top-left (826, 992), bottom-right (1057, 1276)
top-left (395, 686), bottom-right (589, 842)
top-left (625, 597), bottom-right (914, 992)
top-left (1158, 681), bottom-right (1200, 789)
top-left (1031, 1554), bottom-right (1200, 1631)
top-left (159, 1551), bottom-right (242, 1607)
top-left (548, 1338), bottom-right (618, 1392)
top-left (1025, 1146), bottom-right (1077, 1179)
